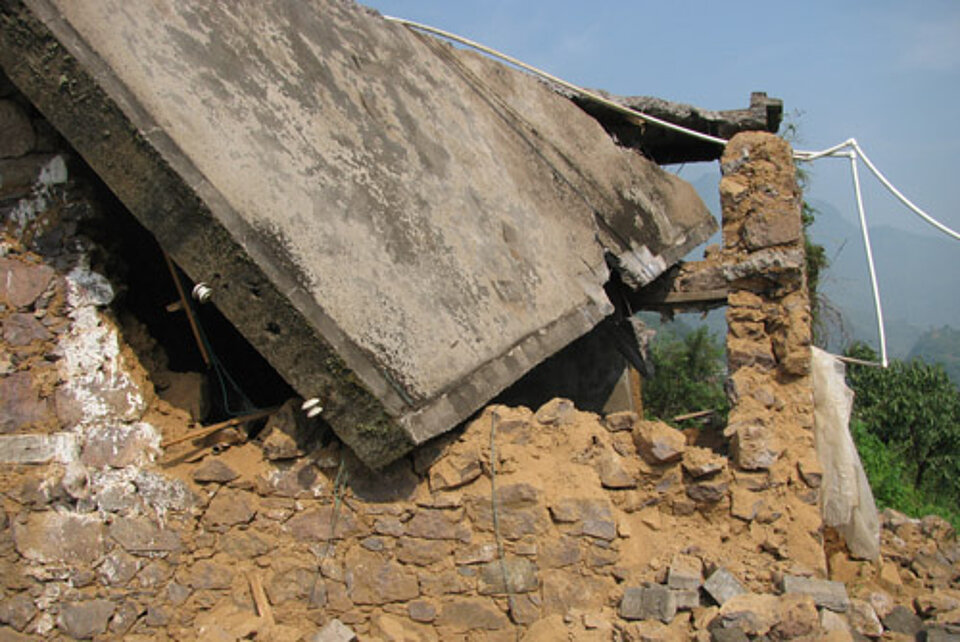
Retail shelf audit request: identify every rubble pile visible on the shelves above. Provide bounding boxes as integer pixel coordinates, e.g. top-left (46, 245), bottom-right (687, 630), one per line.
top-left (1, 366), bottom-right (958, 639)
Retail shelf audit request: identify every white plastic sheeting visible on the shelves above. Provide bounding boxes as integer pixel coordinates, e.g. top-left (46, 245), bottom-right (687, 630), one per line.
top-left (811, 347), bottom-right (880, 560)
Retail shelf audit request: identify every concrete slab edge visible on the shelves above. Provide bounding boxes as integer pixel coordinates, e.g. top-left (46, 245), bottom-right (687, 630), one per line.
top-left (0, 1), bottom-right (623, 468)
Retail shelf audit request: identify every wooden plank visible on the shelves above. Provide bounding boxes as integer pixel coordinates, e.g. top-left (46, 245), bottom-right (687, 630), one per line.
top-left (247, 571), bottom-right (275, 626)
top-left (628, 366), bottom-right (644, 417)
top-left (639, 288), bottom-right (728, 306)
top-left (672, 409), bottom-right (715, 422)
top-left (162, 251), bottom-right (211, 368)
top-left (160, 407), bottom-right (277, 449)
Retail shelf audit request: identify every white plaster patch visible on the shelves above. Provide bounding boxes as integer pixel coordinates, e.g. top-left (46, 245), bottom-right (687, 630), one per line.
top-left (133, 470), bottom-right (196, 517)
top-left (82, 421), bottom-right (161, 468)
top-left (89, 463), bottom-right (191, 519)
top-left (64, 264), bottom-right (114, 309)
top-left (89, 466), bottom-right (139, 513)
top-left (6, 155), bottom-right (69, 236)
top-left (33, 612), bottom-right (54, 636)
top-left (38, 155), bottom-right (68, 186)
top-left (57, 265), bottom-right (146, 427)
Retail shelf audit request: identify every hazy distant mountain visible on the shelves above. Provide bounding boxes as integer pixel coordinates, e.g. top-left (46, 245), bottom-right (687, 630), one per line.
top-left (808, 198), bottom-right (960, 358)
top-left (908, 326), bottom-right (960, 386)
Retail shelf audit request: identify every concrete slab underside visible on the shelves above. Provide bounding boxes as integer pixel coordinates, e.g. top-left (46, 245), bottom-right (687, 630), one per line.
top-left (0, 0), bottom-right (716, 467)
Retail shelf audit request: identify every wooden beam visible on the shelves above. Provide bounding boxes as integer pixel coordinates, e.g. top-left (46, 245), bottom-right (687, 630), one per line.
top-left (162, 250), bottom-right (211, 368)
top-left (672, 409), bottom-right (715, 422)
top-left (628, 366), bottom-right (644, 417)
top-left (646, 288), bottom-right (728, 305)
top-left (247, 571), bottom-right (275, 626)
top-left (160, 407), bottom-right (278, 449)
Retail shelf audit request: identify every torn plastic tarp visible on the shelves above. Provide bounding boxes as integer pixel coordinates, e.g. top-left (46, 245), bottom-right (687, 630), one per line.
top-left (811, 346), bottom-right (880, 560)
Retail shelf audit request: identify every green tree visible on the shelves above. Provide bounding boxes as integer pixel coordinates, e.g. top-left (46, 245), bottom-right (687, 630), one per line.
top-left (644, 326), bottom-right (728, 425)
top-left (846, 343), bottom-right (960, 500)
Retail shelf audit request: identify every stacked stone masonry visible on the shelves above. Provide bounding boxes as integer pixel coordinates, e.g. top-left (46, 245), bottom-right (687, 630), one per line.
top-left (1, 86), bottom-right (958, 641)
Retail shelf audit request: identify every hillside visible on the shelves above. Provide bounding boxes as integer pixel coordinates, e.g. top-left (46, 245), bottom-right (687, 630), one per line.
top-left (908, 326), bottom-right (960, 387)
top-left (807, 199), bottom-right (960, 359)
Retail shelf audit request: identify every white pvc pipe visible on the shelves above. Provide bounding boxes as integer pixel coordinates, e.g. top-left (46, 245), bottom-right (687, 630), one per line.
top-left (851, 140), bottom-right (960, 242)
top-left (383, 16), bottom-right (729, 147)
top-left (849, 150), bottom-right (889, 368)
top-left (389, 14), bottom-right (960, 245)
top-left (796, 140), bottom-right (960, 241)
top-left (793, 139), bottom-right (856, 162)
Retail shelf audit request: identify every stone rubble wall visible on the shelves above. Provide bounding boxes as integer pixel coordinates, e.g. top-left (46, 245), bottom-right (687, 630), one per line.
top-left (0, 85), bottom-right (957, 642)
top-left (715, 132), bottom-right (828, 576)
top-left (720, 132), bottom-right (814, 472)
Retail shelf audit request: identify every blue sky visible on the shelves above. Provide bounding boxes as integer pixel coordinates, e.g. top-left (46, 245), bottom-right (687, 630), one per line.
top-left (366, 0), bottom-right (960, 238)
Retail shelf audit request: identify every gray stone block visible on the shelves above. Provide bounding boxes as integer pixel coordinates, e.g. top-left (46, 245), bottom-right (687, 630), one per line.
top-left (478, 558), bottom-right (539, 595)
top-left (673, 588), bottom-right (701, 610)
top-left (923, 626), bottom-right (960, 642)
top-left (620, 584), bottom-right (677, 623)
top-left (57, 600), bottom-right (115, 640)
top-left (782, 575), bottom-right (849, 613)
top-left (703, 568), bottom-right (747, 606)
top-left (880, 605), bottom-right (922, 636)
top-left (668, 553), bottom-right (703, 590)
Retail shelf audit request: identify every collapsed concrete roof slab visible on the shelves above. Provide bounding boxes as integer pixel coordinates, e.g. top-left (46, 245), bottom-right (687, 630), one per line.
top-left (0, 0), bottom-right (716, 467)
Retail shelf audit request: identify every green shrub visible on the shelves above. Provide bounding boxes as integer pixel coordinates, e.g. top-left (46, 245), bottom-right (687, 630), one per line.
top-left (846, 344), bottom-right (960, 529)
top-left (849, 419), bottom-right (909, 509)
top-left (852, 418), bottom-right (960, 528)
top-left (846, 343), bottom-right (960, 497)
